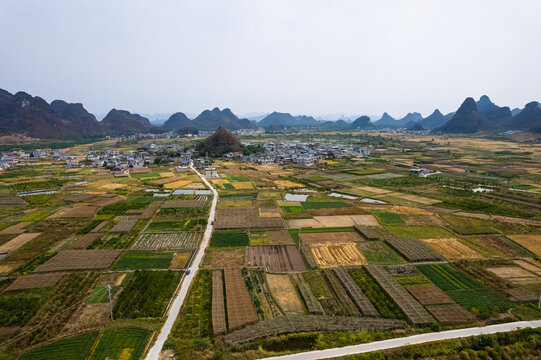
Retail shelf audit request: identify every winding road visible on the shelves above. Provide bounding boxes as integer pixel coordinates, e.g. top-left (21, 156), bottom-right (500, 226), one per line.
top-left (259, 320), bottom-right (541, 360)
top-left (145, 163), bottom-right (218, 360)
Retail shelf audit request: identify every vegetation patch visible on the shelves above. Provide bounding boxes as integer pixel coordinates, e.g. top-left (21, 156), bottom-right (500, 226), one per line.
top-left (371, 210), bottom-right (404, 225)
top-left (302, 202), bottom-right (351, 209)
top-left (210, 230), bottom-right (249, 247)
top-left (20, 331), bottom-right (99, 360)
top-left (113, 270), bottom-right (181, 318)
top-left (89, 326), bottom-right (152, 360)
top-left (385, 225), bottom-right (454, 239)
top-left (113, 251), bottom-right (174, 270)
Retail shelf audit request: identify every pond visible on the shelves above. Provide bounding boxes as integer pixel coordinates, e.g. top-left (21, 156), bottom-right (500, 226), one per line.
top-left (360, 197), bottom-right (387, 204)
top-left (329, 192), bottom-right (358, 200)
top-left (285, 193), bottom-right (308, 202)
top-left (18, 190), bottom-right (57, 197)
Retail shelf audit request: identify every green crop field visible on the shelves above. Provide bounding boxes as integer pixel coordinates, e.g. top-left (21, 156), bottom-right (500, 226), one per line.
top-left (130, 170), bottom-right (163, 179)
top-left (385, 225), bottom-right (454, 239)
top-left (0, 293), bottom-right (44, 327)
top-left (447, 288), bottom-right (512, 311)
top-left (18, 210), bottom-right (52, 222)
top-left (342, 168), bottom-right (386, 176)
top-left (114, 270), bottom-right (181, 319)
top-left (359, 242), bottom-right (406, 265)
top-left (20, 331), bottom-right (99, 360)
top-left (417, 264), bottom-right (482, 291)
top-left (302, 201), bottom-right (351, 209)
top-left (442, 215), bottom-right (497, 235)
top-left (98, 197), bottom-right (159, 215)
top-left (86, 286), bottom-right (120, 304)
top-left (146, 219), bottom-right (206, 232)
top-left (282, 206), bottom-right (305, 213)
top-left (113, 251), bottom-right (174, 270)
top-left (302, 270), bottom-right (334, 299)
top-left (349, 269), bottom-right (404, 319)
top-left (371, 210), bottom-right (404, 225)
top-left (223, 183), bottom-right (235, 189)
top-left (210, 230), bottom-right (249, 247)
top-left (89, 326), bottom-right (151, 360)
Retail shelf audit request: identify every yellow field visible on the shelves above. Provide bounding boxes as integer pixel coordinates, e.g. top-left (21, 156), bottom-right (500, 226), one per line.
top-left (422, 238), bottom-right (482, 260)
top-left (508, 235), bottom-right (541, 257)
top-left (274, 180), bottom-right (304, 189)
top-left (266, 274), bottom-right (304, 315)
top-left (231, 182), bottom-right (254, 190)
top-left (309, 242), bottom-right (367, 267)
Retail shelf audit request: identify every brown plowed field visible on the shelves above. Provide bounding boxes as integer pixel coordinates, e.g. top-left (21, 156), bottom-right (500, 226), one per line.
top-left (34, 249), bottom-right (122, 272)
top-left (309, 243), bottom-right (367, 268)
top-left (487, 266), bottom-right (537, 279)
top-left (110, 218), bottom-right (139, 232)
top-left (224, 268), bottom-right (258, 331)
top-left (0, 222), bottom-right (31, 235)
top-left (300, 232), bottom-right (362, 244)
top-left (140, 201), bottom-right (164, 219)
top-left (71, 233), bottom-right (103, 249)
top-left (162, 199), bottom-right (206, 208)
top-left (426, 304), bottom-right (475, 324)
top-left (90, 221), bottom-right (109, 233)
top-left (246, 245), bottom-right (306, 272)
top-left (267, 230), bottom-right (294, 244)
top-left (407, 284), bottom-right (454, 305)
top-left (478, 235), bottom-right (524, 257)
top-left (5, 273), bottom-right (65, 291)
top-left (0, 232), bottom-right (41, 253)
top-left (212, 270), bottom-right (227, 335)
top-left (52, 206), bottom-right (97, 218)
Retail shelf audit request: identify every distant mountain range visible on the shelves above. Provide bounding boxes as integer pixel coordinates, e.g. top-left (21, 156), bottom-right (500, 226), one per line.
top-left (0, 87), bottom-right (540, 138)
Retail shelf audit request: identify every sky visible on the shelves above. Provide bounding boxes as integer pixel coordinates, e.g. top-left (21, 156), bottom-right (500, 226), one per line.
top-left (1, 0), bottom-right (540, 119)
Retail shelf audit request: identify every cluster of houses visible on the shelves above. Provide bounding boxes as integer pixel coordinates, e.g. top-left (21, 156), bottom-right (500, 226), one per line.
top-left (223, 141), bottom-right (372, 166)
top-left (0, 148), bottom-right (80, 171)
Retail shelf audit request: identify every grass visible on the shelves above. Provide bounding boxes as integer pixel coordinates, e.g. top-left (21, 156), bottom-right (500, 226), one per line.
top-left (395, 274), bottom-right (431, 286)
top-left (370, 210), bottom-right (404, 225)
top-left (385, 225), bottom-right (454, 239)
top-left (302, 270), bottom-right (333, 299)
top-left (86, 286), bottom-right (120, 304)
top-left (302, 202), bottom-right (351, 209)
top-left (0, 293), bottom-right (44, 326)
top-left (89, 326), bottom-right (152, 360)
top-left (113, 270), bottom-right (181, 318)
top-left (18, 210), bottom-right (52, 222)
top-left (342, 168), bottom-right (386, 176)
top-left (20, 331), bottom-right (99, 360)
top-left (210, 230), bottom-right (249, 247)
top-left (223, 183), bottom-right (235, 189)
top-left (113, 251), bottom-right (174, 270)
top-left (145, 219), bottom-right (206, 232)
top-left (442, 215), bottom-right (498, 235)
top-left (289, 227), bottom-right (355, 244)
top-left (305, 175), bottom-right (328, 181)
top-left (358, 242), bottom-right (406, 265)
top-left (130, 170), bottom-right (163, 179)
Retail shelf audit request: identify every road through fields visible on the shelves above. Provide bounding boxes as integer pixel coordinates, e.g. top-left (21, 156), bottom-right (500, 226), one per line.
top-left (260, 320), bottom-right (541, 360)
top-left (145, 164), bottom-right (218, 360)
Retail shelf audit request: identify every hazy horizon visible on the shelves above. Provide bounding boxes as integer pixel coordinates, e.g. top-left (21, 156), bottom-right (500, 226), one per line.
top-left (1, 0), bottom-right (540, 119)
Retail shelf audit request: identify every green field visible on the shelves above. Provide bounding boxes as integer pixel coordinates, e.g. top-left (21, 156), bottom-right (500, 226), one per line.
top-left (114, 270), bottom-right (181, 319)
top-left (282, 206), bottom-right (305, 213)
top-left (146, 219), bottom-right (206, 232)
top-left (86, 286), bottom-right (120, 304)
top-left (210, 230), bottom-right (249, 247)
top-left (370, 210), bottom-right (404, 225)
top-left (113, 251), bottom-right (174, 270)
top-left (447, 288), bottom-right (512, 311)
top-left (0, 293), bottom-right (44, 326)
top-left (359, 242), bottom-right (406, 265)
top-left (302, 201), bottom-right (351, 209)
top-left (417, 264), bottom-right (482, 291)
top-left (442, 215), bottom-right (497, 235)
top-left (98, 196), bottom-right (159, 215)
top-left (89, 326), bottom-right (151, 360)
top-left (130, 170), bottom-right (163, 179)
top-left (385, 225), bottom-right (454, 239)
top-left (20, 331), bottom-right (99, 360)
top-left (18, 210), bottom-right (52, 222)
top-left (223, 183), bottom-right (235, 189)
top-left (302, 270), bottom-right (334, 299)
top-left (342, 168), bottom-right (386, 176)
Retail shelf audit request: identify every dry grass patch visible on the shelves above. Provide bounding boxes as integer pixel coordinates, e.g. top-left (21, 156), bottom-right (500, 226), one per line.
top-left (217, 200), bottom-right (253, 208)
top-left (487, 266), bottom-right (537, 279)
top-left (159, 172), bottom-right (174, 177)
top-left (515, 259), bottom-right (541, 275)
top-left (508, 235), bottom-right (541, 256)
top-left (0, 233), bottom-right (41, 253)
top-left (266, 274), bottom-right (304, 315)
top-left (407, 284), bottom-right (453, 305)
top-left (52, 206), bottom-right (97, 218)
top-left (422, 238), bottom-right (482, 260)
top-left (169, 252), bottom-right (190, 269)
top-left (100, 183), bottom-right (126, 190)
top-left (313, 216), bottom-right (355, 227)
top-left (350, 214), bottom-right (379, 226)
top-left (0, 264), bottom-right (14, 274)
top-left (310, 242), bottom-right (367, 268)
top-left (231, 182), bottom-right (254, 190)
top-left (275, 180), bottom-right (304, 189)
top-left (259, 208), bottom-right (281, 218)
top-left (203, 247), bottom-right (246, 268)
top-left (357, 186), bottom-right (392, 195)
top-left (287, 218), bottom-right (322, 228)
top-left (267, 230), bottom-right (295, 244)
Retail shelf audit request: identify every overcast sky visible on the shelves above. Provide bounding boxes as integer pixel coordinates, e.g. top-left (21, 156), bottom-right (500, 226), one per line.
top-left (1, 0), bottom-right (540, 119)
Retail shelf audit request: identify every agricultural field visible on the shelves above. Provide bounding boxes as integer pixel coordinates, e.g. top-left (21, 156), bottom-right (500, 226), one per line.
top-left (224, 268), bottom-right (258, 330)
top-left (385, 237), bottom-right (444, 262)
top-left (35, 249), bottom-right (122, 272)
top-left (210, 230), bottom-right (249, 247)
top-left (246, 245), bottom-right (306, 272)
top-left (132, 232), bottom-right (202, 250)
top-left (113, 251), bottom-right (175, 270)
top-left (266, 274), bottom-right (304, 315)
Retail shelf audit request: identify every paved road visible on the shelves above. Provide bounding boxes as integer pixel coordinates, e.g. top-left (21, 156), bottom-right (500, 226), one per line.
top-left (145, 164), bottom-right (218, 360)
top-left (260, 320), bottom-right (541, 360)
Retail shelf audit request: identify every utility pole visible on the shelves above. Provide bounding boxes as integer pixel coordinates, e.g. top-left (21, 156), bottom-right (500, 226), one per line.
top-left (298, 227), bottom-right (301, 252)
top-left (107, 284), bottom-right (114, 320)
top-left (538, 289), bottom-right (541, 310)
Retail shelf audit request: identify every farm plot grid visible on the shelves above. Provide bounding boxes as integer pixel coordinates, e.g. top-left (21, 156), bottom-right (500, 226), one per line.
top-left (35, 249), bottom-right (122, 272)
top-left (385, 237), bottom-right (444, 262)
top-left (132, 232), bottom-right (202, 250)
top-left (246, 245), bottom-right (306, 272)
top-left (333, 268), bottom-right (378, 316)
top-left (365, 265), bottom-right (435, 325)
top-left (224, 268), bottom-right (258, 331)
top-left (215, 207), bottom-right (286, 230)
